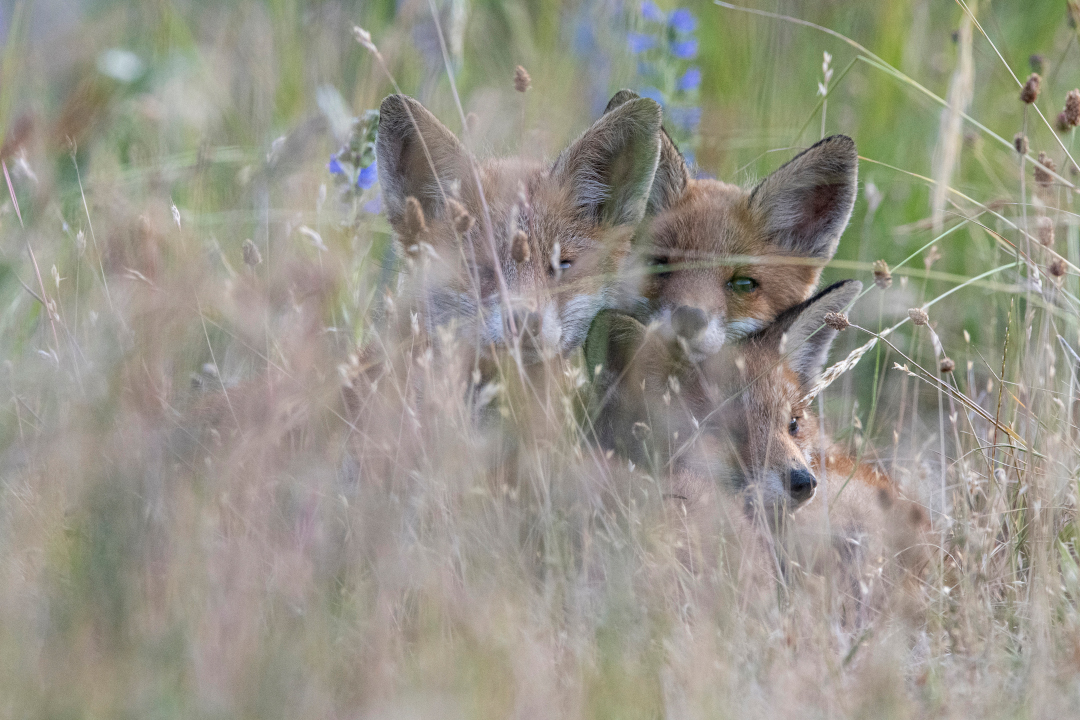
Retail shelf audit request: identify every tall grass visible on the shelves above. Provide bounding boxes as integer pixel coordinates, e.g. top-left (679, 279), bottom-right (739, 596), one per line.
top-left (0, 0), bottom-right (1079, 717)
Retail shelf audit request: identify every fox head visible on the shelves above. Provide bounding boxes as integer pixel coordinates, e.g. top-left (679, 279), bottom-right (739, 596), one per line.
top-left (589, 279), bottom-right (861, 519)
top-left (604, 91), bottom-right (858, 362)
top-left (376, 94), bottom-right (662, 360)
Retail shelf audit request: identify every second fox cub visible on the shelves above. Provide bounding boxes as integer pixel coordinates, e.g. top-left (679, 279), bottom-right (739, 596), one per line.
top-left (589, 281), bottom-right (927, 604)
top-left (604, 90), bottom-right (858, 361)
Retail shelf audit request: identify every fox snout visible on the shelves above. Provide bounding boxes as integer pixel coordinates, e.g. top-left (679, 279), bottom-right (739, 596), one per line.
top-left (786, 467), bottom-right (817, 505)
top-left (660, 305), bottom-right (726, 360)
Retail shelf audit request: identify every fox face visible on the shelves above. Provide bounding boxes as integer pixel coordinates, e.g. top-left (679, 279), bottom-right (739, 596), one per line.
top-left (376, 94), bottom-right (662, 360)
top-left (589, 280), bottom-right (862, 518)
top-left (604, 91), bottom-right (858, 362)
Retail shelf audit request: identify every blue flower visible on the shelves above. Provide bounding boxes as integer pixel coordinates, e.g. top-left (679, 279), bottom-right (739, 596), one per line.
top-left (640, 1), bottom-right (665, 22)
top-left (669, 8), bottom-right (696, 34)
top-left (357, 161), bottom-right (378, 190)
top-left (671, 38), bottom-right (698, 59)
top-left (669, 106), bottom-right (701, 131)
top-left (628, 32), bottom-right (657, 54)
top-left (639, 86), bottom-right (665, 104)
top-left (677, 66), bottom-right (701, 92)
top-left (327, 154), bottom-right (345, 175)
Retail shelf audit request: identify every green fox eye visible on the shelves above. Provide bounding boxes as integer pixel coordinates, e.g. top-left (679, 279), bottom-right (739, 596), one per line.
top-left (788, 418), bottom-right (799, 436)
top-left (728, 277), bottom-right (758, 294)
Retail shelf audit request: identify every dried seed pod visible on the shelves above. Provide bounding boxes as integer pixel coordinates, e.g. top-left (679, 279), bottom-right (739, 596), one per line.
top-left (402, 196), bottom-right (427, 251)
top-left (939, 357), bottom-right (955, 373)
top-left (1049, 257), bottom-right (1067, 278)
top-left (1058, 111), bottom-right (1071, 132)
top-left (514, 65), bottom-right (532, 93)
top-left (1034, 152), bottom-right (1056, 188)
top-left (511, 230), bottom-right (531, 263)
top-left (1014, 133), bottom-right (1029, 155)
top-left (1066, 89), bottom-right (1080, 127)
top-left (1020, 73), bottom-right (1041, 104)
top-left (242, 238), bottom-right (262, 267)
top-left (823, 312), bottom-right (850, 331)
top-left (1036, 216), bottom-right (1055, 246)
top-left (908, 308), bottom-right (929, 326)
top-left (447, 198), bottom-right (475, 235)
top-left (873, 259), bottom-right (892, 290)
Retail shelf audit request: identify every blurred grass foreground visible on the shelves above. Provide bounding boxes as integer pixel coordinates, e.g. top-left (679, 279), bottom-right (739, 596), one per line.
top-left (2, 0), bottom-right (1080, 717)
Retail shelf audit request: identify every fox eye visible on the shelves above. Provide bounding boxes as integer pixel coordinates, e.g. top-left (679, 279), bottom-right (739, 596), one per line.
top-left (788, 417), bottom-right (799, 436)
top-left (728, 277), bottom-right (758, 294)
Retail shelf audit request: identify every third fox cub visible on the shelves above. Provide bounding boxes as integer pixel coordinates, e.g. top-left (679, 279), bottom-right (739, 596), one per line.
top-left (604, 90), bottom-right (858, 361)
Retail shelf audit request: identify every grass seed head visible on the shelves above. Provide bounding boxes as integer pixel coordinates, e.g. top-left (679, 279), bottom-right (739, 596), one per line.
top-left (1035, 152), bottom-right (1056, 188)
top-left (1049, 257), bottom-right (1067, 279)
top-left (873, 259), bottom-right (892, 289)
top-left (241, 238), bottom-right (262, 267)
top-left (447, 197), bottom-right (475, 235)
top-left (1037, 216), bottom-right (1055, 246)
top-left (1030, 54), bottom-right (1045, 73)
top-left (511, 230), bottom-right (531, 263)
top-left (1020, 73), bottom-right (1041, 104)
top-left (1057, 111), bottom-right (1070, 132)
top-left (824, 312), bottom-right (850, 331)
top-left (939, 357), bottom-right (955, 373)
top-left (514, 65), bottom-right (532, 93)
top-left (1014, 133), bottom-right (1029, 155)
top-left (908, 307), bottom-right (929, 326)
top-left (1066, 89), bottom-right (1080, 127)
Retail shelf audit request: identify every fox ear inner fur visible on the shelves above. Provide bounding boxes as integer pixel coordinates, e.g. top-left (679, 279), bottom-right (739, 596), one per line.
top-left (376, 94), bottom-right (472, 234)
top-left (747, 135), bottom-right (858, 260)
top-left (755, 279), bottom-right (862, 388)
top-left (552, 96), bottom-right (663, 228)
top-left (603, 89), bottom-right (689, 215)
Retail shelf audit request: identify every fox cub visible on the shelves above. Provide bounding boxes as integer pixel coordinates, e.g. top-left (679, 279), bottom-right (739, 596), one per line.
top-left (373, 93), bottom-right (663, 362)
top-left (588, 281), bottom-right (927, 607)
top-left (603, 90), bottom-right (858, 361)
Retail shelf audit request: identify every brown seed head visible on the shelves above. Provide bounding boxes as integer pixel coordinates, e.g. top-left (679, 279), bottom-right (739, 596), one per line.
top-left (514, 65), bottom-right (532, 93)
top-left (823, 312), bottom-right (850, 332)
top-left (1066, 89), bottom-right (1080, 127)
top-left (1058, 111), bottom-right (1071, 132)
top-left (873, 259), bottom-right (892, 290)
top-left (1020, 73), bottom-right (1041, 104)
top-left (242, 238), bottom-right (262, 267)
top-left (1014, 133), bottom-right (1029, 155)
top-left (402, 196), bottom-right (427, 250)
top-left (1035, 152), bottom-right (1056, 188)
top-left (511, 230), bottom-right (531, 263)
top-left (447, 198), bottom-right (475, 235)
top-left (1036, 216), bottom-right (1055, 246)
top-left (1030, 54), bottom-right (1045, 74)
top-left (908, 308), bottom-right (929, 326)
top-left (939, 357), bottom-right (955, 373)
top-left (1049, 257), bottom-right (1067, 278)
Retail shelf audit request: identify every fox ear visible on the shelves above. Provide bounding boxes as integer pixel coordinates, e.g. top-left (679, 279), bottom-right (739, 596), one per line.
top-left (760, 279), bottom-right (862, 387)
top-left (376, 94), bottom-right (471, 231)
top-left (604, 90), bottom-right (689, 215)
top-left (553, 96), bottom-right (662, 227)
top-left (747, 135), bottom-right (857, 260)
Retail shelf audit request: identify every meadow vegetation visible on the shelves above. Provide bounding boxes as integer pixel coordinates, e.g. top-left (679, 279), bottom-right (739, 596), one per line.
top-left (1, 0), bottom-right (1079, 717)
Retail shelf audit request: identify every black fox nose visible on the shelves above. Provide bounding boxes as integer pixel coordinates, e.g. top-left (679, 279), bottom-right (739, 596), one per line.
top-left (786, 468), bottom-right (817, 504)
top-left (671, 305), bottom-right (708, 339)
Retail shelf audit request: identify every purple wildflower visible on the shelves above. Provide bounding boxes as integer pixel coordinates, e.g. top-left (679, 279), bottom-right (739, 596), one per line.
top-left (327, 155), bottom-right (345, 175)
top-left (641, 1), bottom-right (665, 22)
top-left (669, 8), bottom-right (696, 33)
top-left (671, 38), bottom-right (698, 59)
top-left (628, 32), bottom-right (657, 54)
top-left (678, 66), bottom-right (701, 92)
top-left (357, 162), bottom-right (378, 190)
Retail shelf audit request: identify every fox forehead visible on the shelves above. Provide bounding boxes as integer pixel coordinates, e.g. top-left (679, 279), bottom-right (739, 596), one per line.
top-left (650, 179), bottom-right (761, 257)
